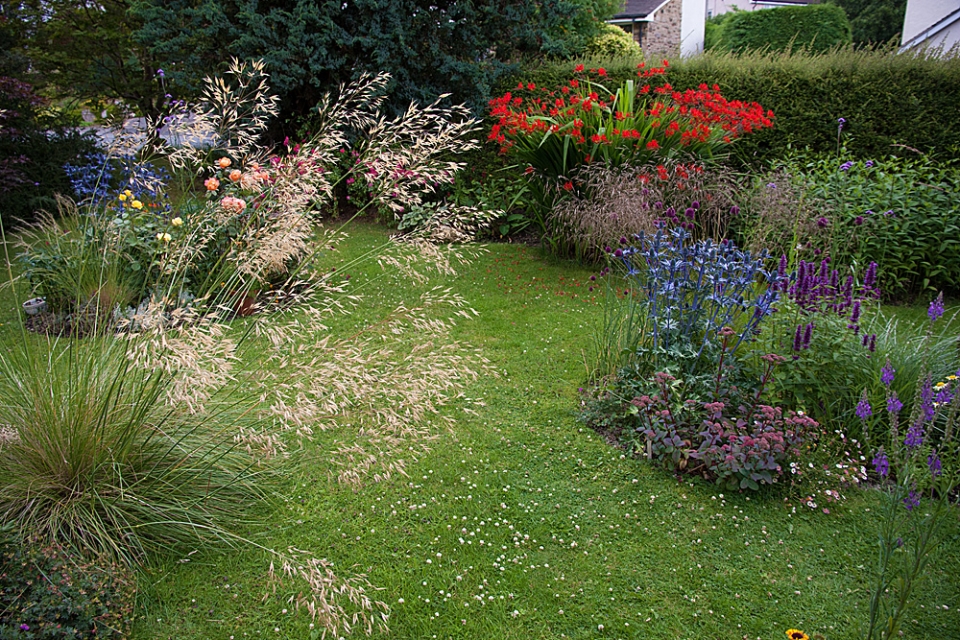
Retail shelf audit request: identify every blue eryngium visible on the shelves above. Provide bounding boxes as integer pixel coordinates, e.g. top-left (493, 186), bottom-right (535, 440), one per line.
top-left (617, 226), bottom-right (784, 360)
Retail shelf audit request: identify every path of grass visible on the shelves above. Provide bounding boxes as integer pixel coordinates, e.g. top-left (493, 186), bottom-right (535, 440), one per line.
top-left (7, 226), bottom-right (957, 640)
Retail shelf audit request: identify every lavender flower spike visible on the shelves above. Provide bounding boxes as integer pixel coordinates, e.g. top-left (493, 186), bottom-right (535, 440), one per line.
top-left (904, 422), bottom-right (925, 449)
top-left (880, 361), bottom-right (895, 386)
top-left (872, 450), bottom-right (889, 478)
top-left (903, 490), bottom-right (920, 511)
top-left (928, 453), bottom-right (942, 478)
top-left (928, 292), bottom-right (945, 322)
top-left (887, 393), bottom-right (903, 414)
top-left (855, 390), bottom-right (872, 420)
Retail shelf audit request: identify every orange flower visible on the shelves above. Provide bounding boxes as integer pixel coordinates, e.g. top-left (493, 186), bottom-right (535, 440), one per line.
top-left (204, 177), bottom-right (220, 191)
top-left (229, 169), bottom-right (242, 182)
top-left (218, 157), bottom-right (232, 169)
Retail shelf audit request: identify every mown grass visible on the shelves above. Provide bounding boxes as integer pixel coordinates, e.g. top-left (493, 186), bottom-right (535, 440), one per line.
top-left (5, 225), bottom-right (959, 640)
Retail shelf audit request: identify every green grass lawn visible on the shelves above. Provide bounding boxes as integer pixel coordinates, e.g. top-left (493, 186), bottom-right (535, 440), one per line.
top-left (5, 225), bottom-right (959, 640)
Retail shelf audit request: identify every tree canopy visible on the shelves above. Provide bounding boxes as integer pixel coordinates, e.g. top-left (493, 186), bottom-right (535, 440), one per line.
top-left (129, 0), bottom-right (620, 127)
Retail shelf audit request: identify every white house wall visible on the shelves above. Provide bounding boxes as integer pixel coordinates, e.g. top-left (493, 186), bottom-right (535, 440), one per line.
top-left (681, 0), bottom-right (706, 55)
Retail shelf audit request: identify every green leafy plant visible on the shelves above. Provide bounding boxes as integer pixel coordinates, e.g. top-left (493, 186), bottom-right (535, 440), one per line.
top-left (0, 539), bottom-right (135, 639)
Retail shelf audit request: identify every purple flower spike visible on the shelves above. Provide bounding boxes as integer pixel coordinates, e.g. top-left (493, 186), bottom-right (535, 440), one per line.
top-left (864, 262), bottom-right (878, 289)
top-left (903, 490), bottom-right (920, 511)
top-left (921, 378), bottom-right (935, 421)
top-left (904, 422), bottom-right (925, 449)
top-left (881, 361), bottom-right (895, 386)
top-left (793, 324), bottom-right (804, 352)
top-left (887, 394), bottom-right (903, 414)
top-left (855, 391), bottom-right (872, 420)
top-left (928, 292), bottom-right (945, 322)
top-left (928, 453), bottom-right (942, 478)
top-left (872, 450), bottom-right (889, 478)
top-left (802, 323), bottom-right (813, 349)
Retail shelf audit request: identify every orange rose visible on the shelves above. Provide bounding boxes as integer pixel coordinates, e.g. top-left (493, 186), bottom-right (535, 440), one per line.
top-left (229, 169), bottom-right (242, 182)
top-left (204, 177), bottom-right (220, 191)
top-left (218, 157), bottom-right (232, 169)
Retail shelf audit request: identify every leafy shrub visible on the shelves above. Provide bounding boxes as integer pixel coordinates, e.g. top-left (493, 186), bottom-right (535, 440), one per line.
top-left (0, 540), bottom-right (135, 639)
top-left (721, 4), bottom-right (852, 54)
top-left (584, 23), bottom-right (642, 58)
top-left (508, 49), bottom-right (960, 166)
top-left (779, 153), bottom-right (960, 299)
top-left (0, 75), bottom-right (100, 227)
top-left (584, 338), bottom-right (818, 490)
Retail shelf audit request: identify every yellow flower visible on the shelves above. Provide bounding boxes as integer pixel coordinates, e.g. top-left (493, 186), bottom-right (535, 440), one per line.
top-left (786, 630), bottom-right (809, 640)
top-left (131, 200), bottom-right (143, 210)
top-left (124, 189), bottom-right (132, 196)
top-left (156, 232), bottom-right (171, 243)
top-left (171, 217), bottom-right (183, 227)
top-left (118, 194), bottom-right (127, 202)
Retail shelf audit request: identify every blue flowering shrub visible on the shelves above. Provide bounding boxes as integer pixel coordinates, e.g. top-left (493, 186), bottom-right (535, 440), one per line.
top-left (581, 225), bottom-right (820, 490)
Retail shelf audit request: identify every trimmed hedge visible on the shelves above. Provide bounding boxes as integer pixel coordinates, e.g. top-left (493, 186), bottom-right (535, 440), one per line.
top-left (496, 48), bottom-right (960, 167)
top-left (721, 4), bottom-right (852, 54)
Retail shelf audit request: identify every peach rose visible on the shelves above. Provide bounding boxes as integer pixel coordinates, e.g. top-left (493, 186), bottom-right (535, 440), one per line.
top-left (204, 177), bottom-right (220, 191)
top-left (218, 157), bottom-right (232, 169)
top-left (229, 169), bottom-right (242, 182)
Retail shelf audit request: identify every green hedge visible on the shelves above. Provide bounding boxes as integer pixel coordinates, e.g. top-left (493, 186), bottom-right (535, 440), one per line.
top-left (496, 48), bottom-right (960, 167)
top-left (721, 4), bottom-right (852, 54)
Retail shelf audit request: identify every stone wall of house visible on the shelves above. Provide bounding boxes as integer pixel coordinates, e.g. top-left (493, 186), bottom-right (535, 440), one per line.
top-left (643, 0), bottom-right (682, 58)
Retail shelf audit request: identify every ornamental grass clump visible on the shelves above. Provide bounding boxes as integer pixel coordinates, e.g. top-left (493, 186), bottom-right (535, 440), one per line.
top-left (4, 59), bottom-right (491, 639)
top-left (862, 294), bottom-right (960, 640)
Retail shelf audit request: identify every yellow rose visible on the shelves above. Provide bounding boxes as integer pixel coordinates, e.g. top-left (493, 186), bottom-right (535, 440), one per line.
top-left (131, 200), bottom-right (143, 209)
top-left (124, 189), bottom-right (132, 196)
top-left (171, 217), bottom-right (183, 227)
top-left (118, 194), bottom-right (127, 202)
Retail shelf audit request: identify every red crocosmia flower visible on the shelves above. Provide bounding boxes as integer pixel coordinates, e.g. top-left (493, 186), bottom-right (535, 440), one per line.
top-left (590, 134), bottom-right (602, 144)
top-left (527, 83), bottom-right (536, 90)
top-left (574, 64), bottom-right (585, 72)
top-left (598, 68), bottom-right (607, 77)
top-left (570, 79), bottom-right (579, 88)
top-left (563, 181), bottom-right (574, 191)
top-left (584, 154), bottom-right (592, 163)
top-left (646, 139), bottom-right (660, 150)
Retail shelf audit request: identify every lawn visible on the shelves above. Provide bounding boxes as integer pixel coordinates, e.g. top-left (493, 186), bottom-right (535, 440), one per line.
top-left (109, 223), bottom-right (960, 640)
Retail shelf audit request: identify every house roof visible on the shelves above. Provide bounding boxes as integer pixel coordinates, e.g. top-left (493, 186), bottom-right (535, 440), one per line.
top-left (611, 0), bottom-right (672, 21)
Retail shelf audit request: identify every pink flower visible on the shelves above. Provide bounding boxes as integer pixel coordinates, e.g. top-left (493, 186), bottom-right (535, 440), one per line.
top-left (221, 195), bottom-right (247, 213)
